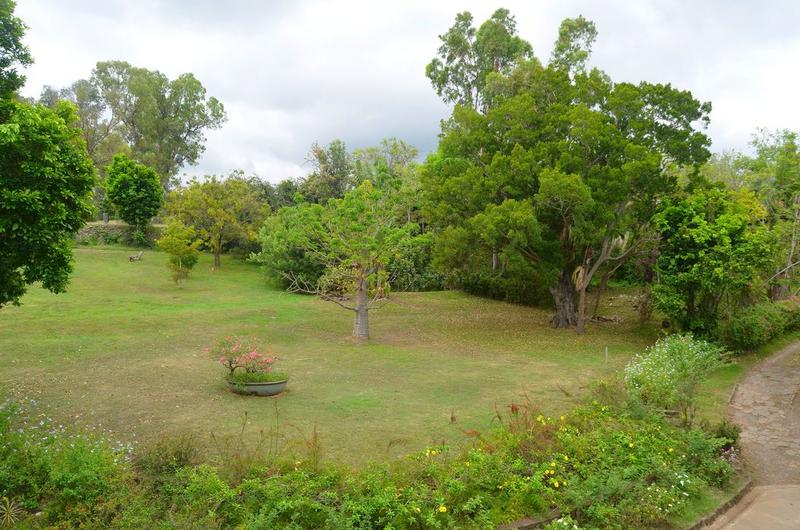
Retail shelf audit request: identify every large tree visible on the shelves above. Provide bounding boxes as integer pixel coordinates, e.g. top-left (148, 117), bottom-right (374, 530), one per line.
top-left (422, 15), bottom-right (712, 331)
top-left (426, 8), bottom-right (533, 112)
top-left (166, 175), bottom-right (266, 268)
top-left (92, 61), bottom-right (226, 187)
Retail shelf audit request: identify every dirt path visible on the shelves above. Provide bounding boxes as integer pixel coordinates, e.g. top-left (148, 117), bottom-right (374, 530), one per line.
top-left (707, 341), bottom-right (800, 529)
top-left (729, 340), bottom-right (800, 484)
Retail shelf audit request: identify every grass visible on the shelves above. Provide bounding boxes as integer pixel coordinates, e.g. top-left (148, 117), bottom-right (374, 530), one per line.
top-left (0, 246), bottom-right (698, 465)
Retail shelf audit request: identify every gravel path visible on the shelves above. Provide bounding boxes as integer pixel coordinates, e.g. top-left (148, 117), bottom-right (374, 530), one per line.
top-left (729, 341), bottom-right (800, 484)
top-left (707, 340), bottom-right (800, 529)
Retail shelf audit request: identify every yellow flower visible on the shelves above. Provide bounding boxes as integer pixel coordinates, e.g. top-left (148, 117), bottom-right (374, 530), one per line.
top-left (563, 455), bottom-right (569, 461)
top-left (465, 461), bottom-right (471, 467)
top-left (553, 481), bottom-right (560, 488)
top-left (550, 462), bottom-right (556, 467)
top-left (560, 415), bottom-right (566, 421)
top-left (414, 507), bottom-right (421, 513)
top-left (628, 442), bottom-right (633, 448)
top-left (668, 448), bottom-right (674, 453)
top-left (563, 481), bottom-right (567, 486)
top-left (438, 505), bottom-right (447, 513)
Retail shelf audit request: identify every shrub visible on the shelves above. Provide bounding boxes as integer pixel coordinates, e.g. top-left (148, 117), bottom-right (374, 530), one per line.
top-left (624, 334), bottom-right (727, 425)
top-left (722, 298), bottom-right (800, 351)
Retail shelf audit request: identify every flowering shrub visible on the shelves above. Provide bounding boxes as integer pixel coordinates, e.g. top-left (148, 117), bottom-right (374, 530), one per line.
top-left (207, 336), bottom-right (285, 384)
top-left (624, 334), bottom-right (726, 425)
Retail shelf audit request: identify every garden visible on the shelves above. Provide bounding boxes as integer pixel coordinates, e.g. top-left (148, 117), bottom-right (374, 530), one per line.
top-left (3, 1), bottom-right (800, 528)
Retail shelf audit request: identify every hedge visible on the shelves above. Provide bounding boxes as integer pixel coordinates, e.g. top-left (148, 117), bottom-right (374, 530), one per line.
top-left (722, 298), bottom-right (800, 351)
top-left (75, 221), bottom-right (165, 247)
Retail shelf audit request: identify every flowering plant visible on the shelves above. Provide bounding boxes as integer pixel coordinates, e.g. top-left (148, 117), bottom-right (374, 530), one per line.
top-left (206, 336), bottom-right (285, 383)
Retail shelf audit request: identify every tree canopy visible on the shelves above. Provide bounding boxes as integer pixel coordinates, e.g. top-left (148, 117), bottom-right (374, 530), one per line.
top-left (0, 99), bottom-right (95, 307)
top-left (106, 153), bottom-right (163, 245)
top-left (422, 13), bottom-right (712, 330)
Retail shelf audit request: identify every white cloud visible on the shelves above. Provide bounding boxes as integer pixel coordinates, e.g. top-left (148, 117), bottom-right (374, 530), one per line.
top-left (16, 0), bottom-right (800, 182)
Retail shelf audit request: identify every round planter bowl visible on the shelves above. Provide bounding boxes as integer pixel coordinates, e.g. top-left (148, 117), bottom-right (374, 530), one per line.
top-left (228, 379), bottom-right (288, 396)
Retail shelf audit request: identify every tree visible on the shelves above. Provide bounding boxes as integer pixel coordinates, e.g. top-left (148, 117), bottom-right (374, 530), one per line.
top-left (426, 9), bottom-right (532, 112)
top-left (156, 218), bottom-right (201, 284)
top-left (652, 188), bottom-right (775, 334)
top-left (422, 14), bottom-right (712, 331)
top-left (166, 175), bottom-right (266, 268)
top-left (256, 181), bottom-right (409, 339)
top-left (105, 154), bottom-right (163, 245)
top-left (299, 139), bottom-right (354, 203)
top-left (39, 80), bottom-right (129, 214)
top-left (549, 16), bottom-right (597, 75)
top-left (92, 61), bottom-right (226, 187)
top-left (0, 99), bottom-right (95, 307)
top-left (0, 0), bottom-right (32, 98)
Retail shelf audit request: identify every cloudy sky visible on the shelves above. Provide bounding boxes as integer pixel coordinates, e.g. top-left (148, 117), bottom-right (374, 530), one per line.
top-left (16, 0), bottom-right (800, 182)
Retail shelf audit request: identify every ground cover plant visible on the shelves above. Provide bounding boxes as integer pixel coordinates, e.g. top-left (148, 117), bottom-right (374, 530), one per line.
top-left (1, 380), bottom-right (740, 529)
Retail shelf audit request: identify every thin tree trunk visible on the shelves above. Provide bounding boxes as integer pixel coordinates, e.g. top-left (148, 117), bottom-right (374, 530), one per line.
top-left (353, 278), bottom-right (369, 340)
top-left (492, 249), bottom-right (499, 271)
top-left (550, 268), bottom-right (577, 328)
top-left (576, 286), bottom-right (587, 334)
top-left (213, 250), bottom-right (221, 269)
top-left (591, 272), bottom-right (610, 319)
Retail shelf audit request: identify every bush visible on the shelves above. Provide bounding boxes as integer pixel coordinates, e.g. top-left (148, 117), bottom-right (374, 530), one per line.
top-left (624, 334), bottom-right (727, 425)
top-left (722, 298), bottom-right (800, 351)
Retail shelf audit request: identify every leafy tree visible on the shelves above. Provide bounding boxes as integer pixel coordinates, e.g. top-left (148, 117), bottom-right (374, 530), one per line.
top-left (426, 8), bottom-right (532, 112)
top-left (92, 61), bottom-right (226, 187)
top-left (166, 175), bottom-right (266, 268)
top-left (652, 188), bottom-right (775, 334)
top-left (299, 139), bottom-right (354, 203)
top-left (0, 0), bottom-right (32, 98)
top-left (549, 16), bottom-right (597, 75)
top-left (105, 154), bottom-right (163, 245)
top-left (256, 181), bottom-right (409, 339)
top-left (422, 15), bottom-right (712, 331)
top-left (156, 218), bottom-right (201, 284)
top-left (0, 99), bottom-right (95, 307)
top-left (39, 80), bottom-right (129, 214)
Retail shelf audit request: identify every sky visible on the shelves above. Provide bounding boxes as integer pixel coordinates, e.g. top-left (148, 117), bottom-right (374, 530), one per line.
top-left (16, 0), bottom-right (800, 182)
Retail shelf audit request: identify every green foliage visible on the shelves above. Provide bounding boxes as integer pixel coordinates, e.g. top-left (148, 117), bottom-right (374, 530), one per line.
top-left (624, 334), bottom-right (727, 425)
top-left (652, 188), bottom-right (775, 334)
top-left (1, 396), bottom-right (735, 530)
top-left (105, 153), bottom-right (163, 245)
top-left (75, 220), bottom-right (164, 246)
top-left (300, 139), bottom-right (355, 204)
top-left (253, 200), bottom-right (327, 287)
top-left (387, 231), bottom-right (444, 291)
top-left (0, 99), bottom-right (95, 308)
top-left (0, 0), bottom-right (32, 98)
top-left (92, 60), bottom-right (226, 185)
top-left (426, 8), bottom-right (533, 111)
top-left (166, 174), bottom-right (266, 267)
top-left (721, 298), bottom-right (800, 351)
top-left (156, 218), bottom-right (201, 284)
top-left (422, 16), bottom-right (710, 325)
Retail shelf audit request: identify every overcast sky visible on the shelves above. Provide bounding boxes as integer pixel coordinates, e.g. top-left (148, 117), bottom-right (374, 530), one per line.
top-left (16, 0), bottom-right (800, 182)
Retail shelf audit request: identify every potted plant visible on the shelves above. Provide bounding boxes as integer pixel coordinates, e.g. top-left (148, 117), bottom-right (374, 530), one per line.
top-left (209, 337), bottom-right (288, 396)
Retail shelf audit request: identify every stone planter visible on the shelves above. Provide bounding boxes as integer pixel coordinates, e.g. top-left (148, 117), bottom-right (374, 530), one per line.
top-left (228, 379), bottom-right (288, 396)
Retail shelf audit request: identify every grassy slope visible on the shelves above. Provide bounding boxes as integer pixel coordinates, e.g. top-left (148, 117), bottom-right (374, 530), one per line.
top-left (0, 245), bottom-right (736, 466)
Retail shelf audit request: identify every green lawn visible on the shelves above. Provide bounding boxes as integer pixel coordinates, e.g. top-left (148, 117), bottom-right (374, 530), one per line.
top-left (0, 246), bottom-right (738, 465)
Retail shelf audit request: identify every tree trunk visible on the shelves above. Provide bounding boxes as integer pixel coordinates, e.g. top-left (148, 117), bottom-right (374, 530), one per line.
top-left (591, 272), bottom-right (611, 319)
top-left (213, 251), bottom-right (221, 269)
top-left (492, 249), bottom-right (499, 271)
top-left (353, 279), bottom-right (369, 340)
top-left (576, 286), bottom-right (587, 334)
top-left (550, 269), bottom-right (577, 328)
